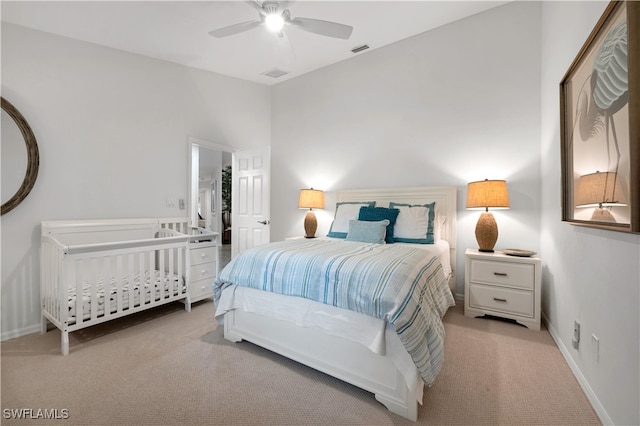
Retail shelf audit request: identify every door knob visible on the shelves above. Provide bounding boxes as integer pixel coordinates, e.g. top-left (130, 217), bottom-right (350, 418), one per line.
top-left (257, 220), bottom-right (270, 225)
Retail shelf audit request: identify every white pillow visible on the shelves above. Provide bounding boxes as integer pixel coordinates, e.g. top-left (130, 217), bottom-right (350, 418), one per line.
top-left (327, 202), bottom-right (375, 238)
top-left (394, 205), bottom-right (429, 239)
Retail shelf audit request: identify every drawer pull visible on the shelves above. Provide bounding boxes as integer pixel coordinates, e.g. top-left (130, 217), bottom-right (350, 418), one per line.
top-left (493, 297), bottom-right (508, 303)
top-left (493, 272), bottom-right (508, 277)
top-left (201, 253), bottom-right (207, 259)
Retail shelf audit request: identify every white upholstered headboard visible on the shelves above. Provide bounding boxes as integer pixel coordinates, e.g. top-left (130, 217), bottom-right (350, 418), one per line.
top-left (335, 186), bottom-right (457, 291)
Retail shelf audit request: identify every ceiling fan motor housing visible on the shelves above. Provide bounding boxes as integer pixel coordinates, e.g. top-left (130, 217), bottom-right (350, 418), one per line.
top-left (263, 2), bottom-right (281, 16)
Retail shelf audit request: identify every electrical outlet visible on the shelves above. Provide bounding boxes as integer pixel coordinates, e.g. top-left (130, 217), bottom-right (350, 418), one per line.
top-left (572, 321), bottom-right (580, 350)
top-left (592, 334), bottom-right (600, 362)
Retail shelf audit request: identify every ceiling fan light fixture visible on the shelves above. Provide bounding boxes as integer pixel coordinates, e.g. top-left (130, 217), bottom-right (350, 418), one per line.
top-left (265, 14), bottom-right (285, 32)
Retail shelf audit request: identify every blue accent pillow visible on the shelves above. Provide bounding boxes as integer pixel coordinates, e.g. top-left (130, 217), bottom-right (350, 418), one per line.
top-left (327, 201), bottom-right (376, 238)
top-left (358, 207), bottom-right (400, 244)
top-left (345, 220), bottom-right (390, 244)
top-left (389, 201), bottom-right (436, 244)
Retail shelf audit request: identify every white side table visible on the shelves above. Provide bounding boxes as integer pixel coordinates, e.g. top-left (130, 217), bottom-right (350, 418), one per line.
top-left (464, 248), bottom-right (541, 330)
top-left (187, 229), bottom-right (219, 303)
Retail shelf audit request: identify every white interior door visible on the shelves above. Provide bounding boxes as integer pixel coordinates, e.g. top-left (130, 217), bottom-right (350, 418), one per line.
top-left (232, 148), bottom-right (270, 257)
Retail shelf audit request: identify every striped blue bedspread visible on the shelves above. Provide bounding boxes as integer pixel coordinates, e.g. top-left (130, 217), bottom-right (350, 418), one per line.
top-left (213, 238), bottom-right (455, 385)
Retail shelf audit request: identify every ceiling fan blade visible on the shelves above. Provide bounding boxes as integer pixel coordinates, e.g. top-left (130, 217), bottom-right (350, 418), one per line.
top-left (209, 20), bottom-right (262, 38)
top-left (289, 17), bottom-right (353, 40)
top-left (245, 0), bottom-right (267, 16)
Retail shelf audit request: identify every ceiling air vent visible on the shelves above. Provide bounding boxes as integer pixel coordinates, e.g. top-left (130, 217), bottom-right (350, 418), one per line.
top-left (351, 44), bottom-right (369, 53)
top-left (262, 68), bottom-right (289, 79)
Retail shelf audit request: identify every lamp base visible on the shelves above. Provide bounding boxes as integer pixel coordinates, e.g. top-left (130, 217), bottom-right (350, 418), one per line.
top-left (475, 212), bottom-right (499, 252)
top-left (304, 210), bottom-right (318, 238)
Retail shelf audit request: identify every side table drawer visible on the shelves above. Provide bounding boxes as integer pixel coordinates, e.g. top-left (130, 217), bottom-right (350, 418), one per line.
top-left (469, 283), bottom-right (534, 318)
top-left (191, 247), bottom-right (216, 266)
top-left (470, 259), bottom-right (534, 290)
top-left (190, 261), bottom-right (216, 281)
top-left (190, 278), bottom-right (213, 300)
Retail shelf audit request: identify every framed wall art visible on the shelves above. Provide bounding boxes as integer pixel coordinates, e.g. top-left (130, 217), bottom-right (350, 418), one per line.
top-left (560, 0), bottom-right (639, 233)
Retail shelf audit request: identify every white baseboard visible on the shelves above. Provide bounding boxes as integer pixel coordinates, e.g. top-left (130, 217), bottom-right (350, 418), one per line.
top-left (542, 312), bottom-right (613, 426)
top-left (1, 323), bottom-right (40, 342)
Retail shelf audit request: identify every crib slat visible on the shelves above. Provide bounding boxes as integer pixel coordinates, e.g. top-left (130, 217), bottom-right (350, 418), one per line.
top-left (75, 259), bottom-right (84, 326)
top-left (159, 249), bottom-right (166, 300)
top-left (103, 256), bottom-right (112, 320)
top-left (128, 253), bottom-right (135, 311)
top-left (60, 248), bottom-right (69, 327)
top-left (178, 247), bottom-right (184, 296)
top-left (116, 255), bottom-right (123, 314)
top-left (90, 258), bottom-right (98, 321)
top-left (139, 251), bottom-right (146, 308)
top-left (168, 248), bottom-right (175, 297)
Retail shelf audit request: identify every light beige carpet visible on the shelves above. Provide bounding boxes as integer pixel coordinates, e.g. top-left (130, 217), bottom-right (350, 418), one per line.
top-left (1, 301), bottom-right (600, 425)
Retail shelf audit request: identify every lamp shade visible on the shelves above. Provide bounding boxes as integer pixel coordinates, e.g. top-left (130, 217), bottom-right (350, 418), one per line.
top-left (575, 172), bottom-right (627, 207)
top-left (298, 188), bottom-right (325, 209)
top-left (466, 179), bottom-right (510, 210)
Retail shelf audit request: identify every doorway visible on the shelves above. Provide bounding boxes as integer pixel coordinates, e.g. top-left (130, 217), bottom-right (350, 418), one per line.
top-left (188, 137), bottom-right (233, 269)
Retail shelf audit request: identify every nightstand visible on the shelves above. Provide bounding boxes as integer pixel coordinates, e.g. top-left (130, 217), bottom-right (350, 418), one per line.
top-left (187, 229), bottom-right (219, 303)
top-left (464, 248), bottom-right (541, 330)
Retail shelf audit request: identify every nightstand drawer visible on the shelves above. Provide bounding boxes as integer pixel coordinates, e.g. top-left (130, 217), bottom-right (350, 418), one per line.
top-left (190, 262), bottom-right (216, 281)
top-left (190, 247), bottom-right (216, 266)
top-left (469, 259), bottom-right (534, 290)
top-left (190, 278), bottom-right (213, 300)
top-left (469, 283), bottom-right (534, 318)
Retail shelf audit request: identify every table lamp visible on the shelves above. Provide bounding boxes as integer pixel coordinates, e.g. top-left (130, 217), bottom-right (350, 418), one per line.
top-left (466, 179), bottom-right (510, 252)
top-left (575, 171), bottom-right (627, 222)
top-left (298, 188), bottom-right (324, 238)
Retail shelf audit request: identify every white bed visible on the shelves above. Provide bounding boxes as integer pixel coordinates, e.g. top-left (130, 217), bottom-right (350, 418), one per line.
top-left (215, 186), bottom-right (457, 421)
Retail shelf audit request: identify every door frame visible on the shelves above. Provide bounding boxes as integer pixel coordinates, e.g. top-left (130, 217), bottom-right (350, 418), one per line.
top-left (187, 137), bottom-right (234, 231)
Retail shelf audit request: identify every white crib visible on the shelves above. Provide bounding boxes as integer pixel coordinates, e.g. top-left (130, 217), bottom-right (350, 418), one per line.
top-left (40, 218), bottom-right (194, 355)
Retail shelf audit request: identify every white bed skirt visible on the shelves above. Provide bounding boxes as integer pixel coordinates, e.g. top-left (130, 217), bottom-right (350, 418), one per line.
top-left (216, 285), bottom-right (425, 405)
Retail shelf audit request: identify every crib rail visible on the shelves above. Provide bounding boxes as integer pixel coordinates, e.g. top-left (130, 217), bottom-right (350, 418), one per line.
top-left (41, 218), bottom-right (191, 355)
top-left (64, 233), bottom-right (187, 255)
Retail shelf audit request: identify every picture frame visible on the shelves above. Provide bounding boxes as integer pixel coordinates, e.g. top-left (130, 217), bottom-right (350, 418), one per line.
top-left (560, 0), bottom-right (639, 233)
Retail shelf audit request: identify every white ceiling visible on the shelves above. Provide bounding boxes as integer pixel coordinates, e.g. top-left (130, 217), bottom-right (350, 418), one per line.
top-left (1, 1), bottom-right (508, 86)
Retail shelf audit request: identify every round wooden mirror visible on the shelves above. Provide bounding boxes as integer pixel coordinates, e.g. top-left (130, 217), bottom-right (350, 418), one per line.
top-left (1, 97), bottom-right (39, 215)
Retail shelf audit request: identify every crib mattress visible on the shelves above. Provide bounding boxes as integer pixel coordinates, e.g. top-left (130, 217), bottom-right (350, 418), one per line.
top-left (67, 270), bottom-right (185, 323)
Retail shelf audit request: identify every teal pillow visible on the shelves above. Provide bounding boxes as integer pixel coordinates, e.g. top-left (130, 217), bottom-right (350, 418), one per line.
top-left (389, 201), bottom-right (435, 244)
top-left (345, 220), bottom-right (390, 244)
top-left (327, 201), bottom-right (376, 238)
top-left (358, 207), bottom-right (400, 244)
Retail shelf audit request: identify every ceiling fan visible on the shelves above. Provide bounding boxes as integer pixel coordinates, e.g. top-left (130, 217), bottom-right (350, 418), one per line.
top-left (209, 0), bottom-right (353, 40)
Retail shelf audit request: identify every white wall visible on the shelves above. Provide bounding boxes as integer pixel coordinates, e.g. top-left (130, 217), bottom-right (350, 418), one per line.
top-left (0, 23), bottom-right (271, 339)
top-left (271, 2), bottom-right (542, 300)
top-left (540, 2), bottom-right (639, 425)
